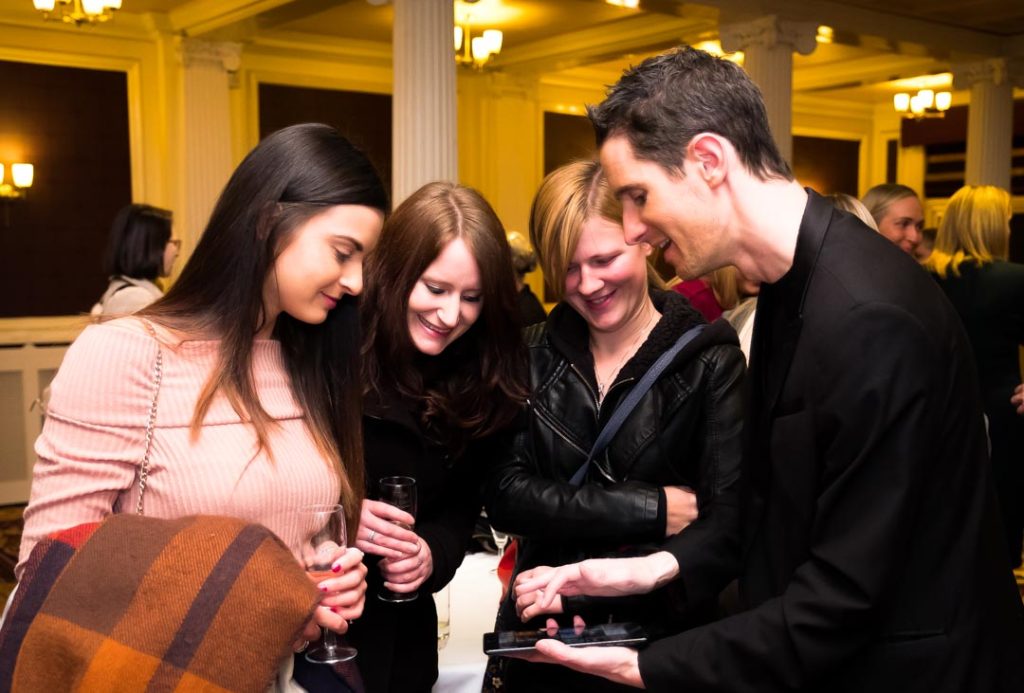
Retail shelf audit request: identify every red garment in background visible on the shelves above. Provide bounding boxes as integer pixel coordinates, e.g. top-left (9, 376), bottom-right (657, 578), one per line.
top-left (673, 279), bottom-right (723, 322)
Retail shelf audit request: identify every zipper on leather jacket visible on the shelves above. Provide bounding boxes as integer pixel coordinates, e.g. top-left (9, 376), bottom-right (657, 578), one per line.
top-left (531, 400), bottom-right (589, 459)
top-left (569, 363), bottom-right (636, 411)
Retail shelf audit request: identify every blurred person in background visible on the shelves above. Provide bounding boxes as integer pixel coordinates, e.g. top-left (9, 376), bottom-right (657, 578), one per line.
top-left (827, 192), bottom-right (878, 231)
top-left (862, 183), bottom-right (924, 256)
top-left (923, 184), bottom-right (1024, 570)
top-left (507, 230), bottom-right (548, 326)
top-left (91, 203), bottom-right (179, 317)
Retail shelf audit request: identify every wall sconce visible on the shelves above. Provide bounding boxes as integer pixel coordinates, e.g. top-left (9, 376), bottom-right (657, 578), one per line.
top-left (0, 163), bottom-right (34, 200)
top-left (894, 89), bottom-right (952, 119)
top-left (454, 23), bottom-right (502, 69)
top-left (32, 0), bottom-right (121, 26)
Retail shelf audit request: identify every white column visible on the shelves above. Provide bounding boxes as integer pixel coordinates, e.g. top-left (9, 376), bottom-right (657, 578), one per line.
top-left (953, 58), bottom-right (1023, 189)
top-left (392, 0), bottom-right (457, 205)
top-left (720, 16), bottom-right (817, 164)
top-left (177, 38), bottom-right (240, 245)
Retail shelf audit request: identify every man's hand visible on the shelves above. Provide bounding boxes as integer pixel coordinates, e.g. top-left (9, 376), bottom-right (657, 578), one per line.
top-left (1012, 383), bottom-right (1023, 415)
top-left (514, 552), bottom-right (681, 613)
top-left (530, 639), bottom-right (645, 688)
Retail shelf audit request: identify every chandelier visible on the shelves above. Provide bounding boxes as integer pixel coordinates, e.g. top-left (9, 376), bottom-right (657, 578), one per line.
top-left (893, 89), bottom-right (952, 119)
top-left (32, 0), bottom-right (121, 26)
top-left (454, 23), bottom-right (502, 69)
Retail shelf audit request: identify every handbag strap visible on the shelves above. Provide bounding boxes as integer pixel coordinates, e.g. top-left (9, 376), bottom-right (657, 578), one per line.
top-left (569, 323), bottom-right (706, 487)
top-left (137, 319), bottom-right (164, 515)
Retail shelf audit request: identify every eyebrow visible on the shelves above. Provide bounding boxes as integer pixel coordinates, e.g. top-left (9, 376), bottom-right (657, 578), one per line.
top-left (422, 275), bottom-right (482, 292)
top-left (613, 184), bottom-right (642, 199)
top-left (332, 234), bottom-right (363, 252)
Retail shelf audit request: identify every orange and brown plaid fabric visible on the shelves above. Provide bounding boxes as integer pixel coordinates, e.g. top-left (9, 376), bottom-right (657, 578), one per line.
top-left (0, 514), bottom-right (320, 692)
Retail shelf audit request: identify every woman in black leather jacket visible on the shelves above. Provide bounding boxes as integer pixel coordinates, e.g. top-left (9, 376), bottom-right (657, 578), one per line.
top-left (485, 161), bottom-right (746, 692)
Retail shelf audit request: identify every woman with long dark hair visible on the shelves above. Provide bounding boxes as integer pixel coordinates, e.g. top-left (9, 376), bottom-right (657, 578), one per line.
top-left (18, 123), bottom-right (388, 687)
top-left (347, 182), bottom-right (527, 692)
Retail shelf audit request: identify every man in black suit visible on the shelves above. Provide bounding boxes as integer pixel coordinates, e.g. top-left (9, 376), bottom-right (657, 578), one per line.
top-left (511, 47), bottom-right (1024, 691)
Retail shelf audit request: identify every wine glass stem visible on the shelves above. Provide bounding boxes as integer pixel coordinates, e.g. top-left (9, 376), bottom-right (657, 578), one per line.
top-left (321, 626), bottom-right (337, 654)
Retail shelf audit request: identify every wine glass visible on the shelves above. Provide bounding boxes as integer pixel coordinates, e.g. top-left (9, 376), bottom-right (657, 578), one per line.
top-left (298, 503), bottom-right (357, 663)
top-left (378, 475), bottom-right (418, 603)
top-left (489, 524), bottom-right (510, 576)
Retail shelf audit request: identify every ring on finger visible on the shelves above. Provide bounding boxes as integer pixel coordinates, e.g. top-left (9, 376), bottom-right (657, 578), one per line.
top-left (368, 529), bottom-right (376, 543)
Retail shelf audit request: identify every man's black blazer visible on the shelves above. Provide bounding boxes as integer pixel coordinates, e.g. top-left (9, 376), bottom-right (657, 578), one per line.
top-left (644, 190), bottom-right (1024, 692)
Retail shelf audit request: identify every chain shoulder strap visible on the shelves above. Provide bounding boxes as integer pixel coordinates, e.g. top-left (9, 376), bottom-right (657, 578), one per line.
top-left (137, 319), bottom-right (164, 515)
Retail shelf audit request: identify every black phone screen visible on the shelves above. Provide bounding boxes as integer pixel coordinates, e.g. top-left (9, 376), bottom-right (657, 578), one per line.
top-left (482, 622), bottom-right (648, 655)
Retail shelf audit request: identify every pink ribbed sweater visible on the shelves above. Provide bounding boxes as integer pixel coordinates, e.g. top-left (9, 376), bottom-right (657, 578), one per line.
top-left (17, 318), bottom-right (340, 580)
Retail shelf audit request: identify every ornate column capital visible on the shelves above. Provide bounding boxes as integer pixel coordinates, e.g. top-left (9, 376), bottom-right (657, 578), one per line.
top-left (953, 57), bottom-right (1024, 90)
top-left (176, 38), bottom-right (242, 73)
top-left (720, 15), bottom-right (818, 56)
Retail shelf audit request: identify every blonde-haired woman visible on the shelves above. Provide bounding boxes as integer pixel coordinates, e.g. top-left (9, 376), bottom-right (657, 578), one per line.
top-left (862, 183), bottom-right (924, 255)
top-left (485, 160), bottom-right (745, 692)
top-left (828, 192), bottom-right (879, 232)
top-left (924, 184), bottom-right (1024, 569)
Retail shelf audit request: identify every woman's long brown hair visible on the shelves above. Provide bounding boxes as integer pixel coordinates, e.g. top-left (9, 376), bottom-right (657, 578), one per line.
top-left (141, 124), bottom-right (388, 541)
top-left (362, 182), bottom-right (527, 454)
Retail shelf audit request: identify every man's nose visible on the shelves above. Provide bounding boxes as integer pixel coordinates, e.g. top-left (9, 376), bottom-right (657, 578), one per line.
top-left (622, 207), bottom-right (648, 245)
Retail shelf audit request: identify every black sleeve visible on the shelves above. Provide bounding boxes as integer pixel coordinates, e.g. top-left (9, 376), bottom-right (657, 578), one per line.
top-left (561, 345), bottom-right (746, 623)
top-left (417, 434), bottom-right (507, 593)
top-left (660, 343), bottom-right (745, 607)
top-left (483, 413), bottom-right (664, 544)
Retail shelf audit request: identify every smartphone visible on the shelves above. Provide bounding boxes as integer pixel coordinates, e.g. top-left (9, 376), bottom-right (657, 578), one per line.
top-left (482, 622), bottom-right (648, 655)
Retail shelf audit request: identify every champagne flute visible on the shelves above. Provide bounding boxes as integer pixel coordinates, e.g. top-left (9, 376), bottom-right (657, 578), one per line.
top-left (299, 503), bottom-right (357, 663)
top-left (378, 475), bottom-right (418, 603)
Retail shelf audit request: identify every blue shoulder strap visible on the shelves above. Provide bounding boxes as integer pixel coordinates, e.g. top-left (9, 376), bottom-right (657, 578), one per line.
top-left (568, 323), bottom-right (706, 487)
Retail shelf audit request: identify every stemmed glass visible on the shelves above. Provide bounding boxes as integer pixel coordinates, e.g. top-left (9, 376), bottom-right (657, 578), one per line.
top-left (298, 503), bottom-right (357, 663)
top-left (491, 526), bottom-right (509, 557)
top-left (378, 476), bottom-right (418, 603)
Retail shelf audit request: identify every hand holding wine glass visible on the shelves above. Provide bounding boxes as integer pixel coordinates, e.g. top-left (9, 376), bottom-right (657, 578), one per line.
top-left (299, 503), bottom-right (363, 663)
top-left (377, 476), bottom-right (420, 602)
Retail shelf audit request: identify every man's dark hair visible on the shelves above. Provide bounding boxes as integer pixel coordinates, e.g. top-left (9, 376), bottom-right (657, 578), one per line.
top-left (588, 47), bottom-right (792, 181)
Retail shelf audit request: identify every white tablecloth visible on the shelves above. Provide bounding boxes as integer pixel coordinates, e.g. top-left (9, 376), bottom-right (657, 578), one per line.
top-left (433, 551), bottom-right (502, 693)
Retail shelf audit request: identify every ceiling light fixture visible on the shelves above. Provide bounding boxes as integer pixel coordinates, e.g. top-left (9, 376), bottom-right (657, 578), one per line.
top-left (32, 0), bottom-right (122, 26)
top-left (894, 88), bottom-right (952, 119)
top-left (454, 22), bottom-right (502, 69)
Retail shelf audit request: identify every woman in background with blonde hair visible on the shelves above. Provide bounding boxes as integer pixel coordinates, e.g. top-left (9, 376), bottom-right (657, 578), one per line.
top-left (924, 184), bottom-right (1024, 569)
top-left (828, 192), bottom-right (879, 232)
top-left (506, 230), bottom-right (548, 326)
top-left (862, 183), bottom-right (924, 255)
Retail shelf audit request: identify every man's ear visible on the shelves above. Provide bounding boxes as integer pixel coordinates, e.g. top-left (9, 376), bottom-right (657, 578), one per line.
top-left (687, 133), bottom-right (727, 187)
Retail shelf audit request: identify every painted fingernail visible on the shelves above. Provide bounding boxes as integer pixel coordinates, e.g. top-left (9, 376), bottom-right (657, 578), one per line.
top-left (330, 607), bottom-right (339, 613)
top-left (332, 564), bottom-right (341, 573)
top-left (320, 586), bottom-right (328, 592)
